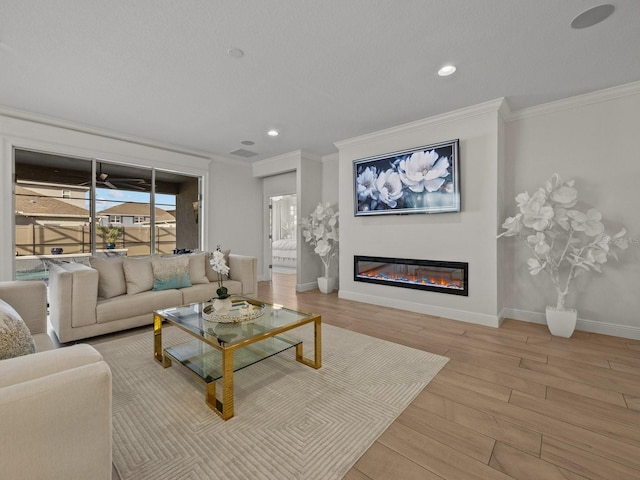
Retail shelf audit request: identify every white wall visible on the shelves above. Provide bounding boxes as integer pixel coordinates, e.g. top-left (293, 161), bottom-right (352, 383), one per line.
top-left (207, 156), bottom-right (262, 262)
top-left (321, 152), bottom-right (340, 279)
top-left (322, 153), bottom-right (339, 205)
top-left (297, 153), bottom-right (323, 289)
top-left (336, 100), bottom-right (506, 327)
top-left (503, 82), bottom-right (640, 338)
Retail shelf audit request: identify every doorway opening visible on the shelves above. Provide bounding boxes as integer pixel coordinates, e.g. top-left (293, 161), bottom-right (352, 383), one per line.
top-left (269, 194), bottom-right (297, 281)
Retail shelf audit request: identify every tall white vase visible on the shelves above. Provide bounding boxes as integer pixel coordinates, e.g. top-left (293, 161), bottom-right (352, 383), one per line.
top-left (317, 276), bottom-right (336, 294)
top-left (545, 306), bottom-right (577, 338)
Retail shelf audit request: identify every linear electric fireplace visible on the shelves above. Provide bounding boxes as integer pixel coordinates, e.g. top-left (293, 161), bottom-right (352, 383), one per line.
top-left (354, 255), bottom-right (468, 296)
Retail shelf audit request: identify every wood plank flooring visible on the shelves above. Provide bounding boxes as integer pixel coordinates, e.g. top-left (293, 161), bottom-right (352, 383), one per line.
top-left (259, 274), bottom-right (640, 480)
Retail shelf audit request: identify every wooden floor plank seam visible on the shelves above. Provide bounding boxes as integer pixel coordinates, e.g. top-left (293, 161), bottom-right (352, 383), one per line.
top-left (253, 274), bottom-right (640, 480)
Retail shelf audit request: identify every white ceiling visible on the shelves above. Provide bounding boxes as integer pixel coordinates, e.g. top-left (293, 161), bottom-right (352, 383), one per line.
top-left (1, 1), bottom-right (639, 162)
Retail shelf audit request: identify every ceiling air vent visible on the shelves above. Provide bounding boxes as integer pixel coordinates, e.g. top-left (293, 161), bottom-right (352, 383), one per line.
top-left (230, 149), bottom-right (258, 158)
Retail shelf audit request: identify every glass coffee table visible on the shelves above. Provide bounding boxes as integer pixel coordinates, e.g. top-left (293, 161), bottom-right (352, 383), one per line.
top-left (154, 297), bottom-right (321, 420)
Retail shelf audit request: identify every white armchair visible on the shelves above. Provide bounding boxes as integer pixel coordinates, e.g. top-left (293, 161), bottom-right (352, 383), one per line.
top-left (0, 281), bottom-right (113, 480)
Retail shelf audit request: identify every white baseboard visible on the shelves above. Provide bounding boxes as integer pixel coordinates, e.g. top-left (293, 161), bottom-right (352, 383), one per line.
top-left (296, 281), bottom-right (317, 292)
top-left (502, 308), bottom-right (640, 340)
top-left (338, 290), bottom-right (501, 328)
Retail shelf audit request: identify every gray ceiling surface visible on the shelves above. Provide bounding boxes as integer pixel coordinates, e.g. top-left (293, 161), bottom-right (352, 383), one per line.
top-left (1, 1), bottom-right (639, 162)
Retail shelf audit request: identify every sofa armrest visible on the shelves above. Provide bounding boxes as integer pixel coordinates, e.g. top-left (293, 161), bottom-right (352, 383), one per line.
top-left (48, 263), bottom-right (99, 343)
top-left (0, 280), bottom-right (48, 335)
top-left (0, 359), bottom-right (112, 480)
top-left (0, 344), bottom-right (104, 389)
top-left (228, 254), bottom-right (258, 296)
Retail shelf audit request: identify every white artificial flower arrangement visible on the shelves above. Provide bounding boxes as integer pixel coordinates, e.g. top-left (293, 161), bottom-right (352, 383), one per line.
top-left (498, 174), bottom-right (627, 311)
top-left (209, 245), bottom-right (230, 298)
top-left (300, 203), bottom-right (339, 277)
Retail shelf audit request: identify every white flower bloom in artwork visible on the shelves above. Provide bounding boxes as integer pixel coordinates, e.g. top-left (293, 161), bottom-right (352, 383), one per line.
top-left (375, 169), bottom-right (404, 208)
top-left (398, 150), bottom-right (450, 193)
top-left (498, 173), bottom-right (626, 311)
top-left (356, 166), bottom-right (379, 201)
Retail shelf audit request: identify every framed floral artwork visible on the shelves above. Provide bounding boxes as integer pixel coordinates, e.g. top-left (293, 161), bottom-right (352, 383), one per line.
top-left (353, 139), bottom-right (460, 216)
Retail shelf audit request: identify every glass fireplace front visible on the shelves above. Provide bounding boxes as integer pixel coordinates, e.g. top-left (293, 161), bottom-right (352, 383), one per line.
top-left (354, 256), bottom-right (468, 296)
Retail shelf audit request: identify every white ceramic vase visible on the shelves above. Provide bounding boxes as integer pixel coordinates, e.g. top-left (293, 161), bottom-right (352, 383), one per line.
top-left (317, 276), bottom-right (336, 294)
top-left (213, 297), bottom-right (233, 315)
top-left (545, 306), bottom-right (577, 338)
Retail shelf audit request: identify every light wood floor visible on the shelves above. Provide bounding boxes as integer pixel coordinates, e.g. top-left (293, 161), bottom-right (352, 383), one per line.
top-left (259, 274), bottom-right (640, 480)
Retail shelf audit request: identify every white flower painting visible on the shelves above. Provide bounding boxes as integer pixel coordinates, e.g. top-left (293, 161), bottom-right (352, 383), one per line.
top-left (354, 140), bottom-right (460, 215)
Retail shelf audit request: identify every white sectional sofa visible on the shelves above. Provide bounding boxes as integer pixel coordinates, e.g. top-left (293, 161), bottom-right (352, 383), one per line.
top-left (48, 252), bottom-right (258, 343)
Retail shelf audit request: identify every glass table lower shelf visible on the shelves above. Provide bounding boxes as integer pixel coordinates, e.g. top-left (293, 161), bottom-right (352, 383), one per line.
top-left (164, 333), bottom-right (302, 383)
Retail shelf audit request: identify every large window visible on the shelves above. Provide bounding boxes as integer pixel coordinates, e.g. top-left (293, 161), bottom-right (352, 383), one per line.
top-left (14, 149), bottom-right (200, 280)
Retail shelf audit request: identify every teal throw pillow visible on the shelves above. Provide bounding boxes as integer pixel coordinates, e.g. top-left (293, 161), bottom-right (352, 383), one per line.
top-left (151, 256), bottom-right (192, 291)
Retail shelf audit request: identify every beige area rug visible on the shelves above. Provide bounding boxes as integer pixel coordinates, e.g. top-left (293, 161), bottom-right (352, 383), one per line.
top-left (94, 323), bottom-right (449, 480)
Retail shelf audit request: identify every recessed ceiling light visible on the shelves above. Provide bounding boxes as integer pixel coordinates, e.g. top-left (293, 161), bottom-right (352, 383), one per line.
top-left (571, 4), bottom-right (614, 29)
top-left (438, 65), bottom-right (456, 77)
top-left (267, 129), bottom-right (279, 137)
top-left (226, 47), bottom-right (244, 59)
top-left (241, 140), bottom-right (255, 146)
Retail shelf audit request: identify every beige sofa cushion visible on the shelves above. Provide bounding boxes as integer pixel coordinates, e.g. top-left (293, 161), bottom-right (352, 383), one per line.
top-left (96, 289), bottom-right (183, 324)
top-left (89, 256), bottom-right (126, 299)
top-left (0, 299), bottom-right (35, 359)
top-left (123, 257), bottom-right (154, 294)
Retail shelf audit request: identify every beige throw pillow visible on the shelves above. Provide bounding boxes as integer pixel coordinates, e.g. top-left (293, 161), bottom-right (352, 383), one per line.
top-left (89, 256), bottom-right (127, 299)
top-left (123, 257), bottom-right (154, 294)
top-left (0, 299), bottom-right (36, 360)
top-left (188, 253), bottom-right (209, 285)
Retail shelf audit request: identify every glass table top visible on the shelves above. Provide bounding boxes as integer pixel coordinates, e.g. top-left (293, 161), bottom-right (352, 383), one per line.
top-left (156, 296), bottom-right (316, 349)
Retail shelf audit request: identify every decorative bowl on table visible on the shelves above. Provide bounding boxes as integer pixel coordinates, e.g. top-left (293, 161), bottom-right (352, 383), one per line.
top-left (202, 299), bottom-right (265, 323)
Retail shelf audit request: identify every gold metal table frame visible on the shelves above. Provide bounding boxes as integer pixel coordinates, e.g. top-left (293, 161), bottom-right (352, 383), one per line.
top-left (154, 298), bottom-right (321, 420)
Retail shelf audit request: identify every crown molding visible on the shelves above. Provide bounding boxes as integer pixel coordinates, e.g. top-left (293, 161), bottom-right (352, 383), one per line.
top-left (507, 81), bottom-right (640, 122)
top-left (334, 98), bottom-right (506, 151)
top-left (0, 105), bottom-right (212, 160)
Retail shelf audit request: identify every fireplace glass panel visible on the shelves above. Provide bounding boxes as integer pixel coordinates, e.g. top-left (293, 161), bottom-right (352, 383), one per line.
top-left (354, 256), bottom-right (468, 296)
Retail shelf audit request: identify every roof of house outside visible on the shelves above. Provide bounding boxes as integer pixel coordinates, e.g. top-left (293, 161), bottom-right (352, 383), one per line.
top-left (15, 185), bottom-right (90, 217)
top-left (99, 202), bottom-right (175, 222)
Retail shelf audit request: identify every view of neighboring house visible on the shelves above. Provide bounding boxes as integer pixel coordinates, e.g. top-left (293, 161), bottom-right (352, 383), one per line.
top-left (97, 202), bottom-right (175, 227)
top-left (15, 184), bottom-right (90, 226)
